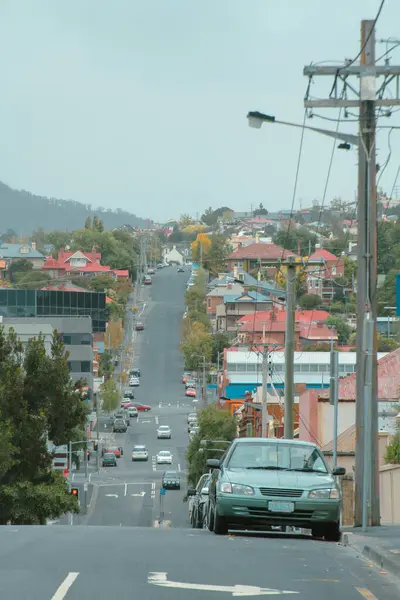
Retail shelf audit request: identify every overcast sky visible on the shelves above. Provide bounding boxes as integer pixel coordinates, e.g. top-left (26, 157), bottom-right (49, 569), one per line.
top-left (0, 0), bottom-right (399, 222)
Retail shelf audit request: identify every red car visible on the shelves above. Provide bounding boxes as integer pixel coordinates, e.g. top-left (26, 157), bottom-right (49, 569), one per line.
top-left (121, 401), bottom-right (134, 409)
top-left (132, 402), bottom-right (151, 412)
top-left (186, 388), bottom-right (196, 398)
top-left (135, 322), bottom-right (144, 331)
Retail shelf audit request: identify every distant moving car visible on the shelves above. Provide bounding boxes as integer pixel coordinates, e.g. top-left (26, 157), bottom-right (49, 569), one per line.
top-left (162, 470), bottom-right (181, 490)
top-left (128, 406), bottom-right (139, 418)
top-left (121, 399), bottom-right (133, 408)
top-left (130, 368), bottom-right (141, 378)
top-left (157, 264), bottom-right (163, 269)
top-left (187, 473), bottom-right (211, 528)
top-left (157, 425), bottom-right (172, 439)
top-left (185, 380), bottom-right (196, 389)
top-left (181, 373), bottom-right (191, 384)
top-left (206, 437), bottom-right (345, 540)
top-left (186, 388), bottom-right (196, 398)
top-left (113, 418), bottom-right (127, 433)
top-left (177, 267), bottom-right (184, 273)
top-left (187, 413), bottom-right (197, 424)
top-left (102, 452), bottom-right (117, 467)
top-left (156, 451), bottom-right (173, 465)
top-left (123, 390), bottom-right (135, 400)
top-left (147, 268), bottom-right (155, 275)
top-left (132, 445), bottom-right (149, 461)
top-left (132, 402), bottom-right (151, 412)
top-left (129, 376), bottom-right (140, 387)
top-left (135, 322), bottom-right (144, 331)
top-left (143, 276), bottom-right (152, 285)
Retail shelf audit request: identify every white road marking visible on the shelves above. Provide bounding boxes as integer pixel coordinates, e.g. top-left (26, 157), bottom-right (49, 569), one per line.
top-left (159, 402), bottom-right (162, 408)
top-left (141, 420), bottom-right (151, 423)
top-left (51, 572), bottom-right (79, 600)
top-left (151, 481), bottom-right (156, 499)
top-left (155, 415), bottom-right (159, 425)
top-left (177, 401), bottom-right (180, 408)
top-left (105, 494), bottom-right (119, 498)
top-left (178, 464), bottom-right (181, 471)
top-left (148, 573), bottom-right (298, 596)
top-left (131, 491), bottom-right (146, 497)
top-left (124, 483), bottom-right (128, 497)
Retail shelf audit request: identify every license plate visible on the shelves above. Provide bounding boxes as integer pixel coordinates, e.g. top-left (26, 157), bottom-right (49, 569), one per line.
top-left (268, 501), bottom-right (294, 513)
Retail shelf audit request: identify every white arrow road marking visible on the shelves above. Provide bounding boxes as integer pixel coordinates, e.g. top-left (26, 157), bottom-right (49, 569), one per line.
top-left (51, 572), bottom-right (79, 600)
top-left (148, 573), bottom-right (298, 596)
top-left (105, 494), bottom-right (119, 498)
top-left (141, 420), bottom-right (151, 423)
top-left (124, 483), bottom-right (128, 497)
top-left (131, 491), bottom-right (146, 497)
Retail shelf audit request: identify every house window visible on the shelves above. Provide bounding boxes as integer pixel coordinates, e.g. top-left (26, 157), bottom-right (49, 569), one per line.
top-left (207, 298), bottom-right (211, 308)
top-left (331, 265), bottom-right (336, 276)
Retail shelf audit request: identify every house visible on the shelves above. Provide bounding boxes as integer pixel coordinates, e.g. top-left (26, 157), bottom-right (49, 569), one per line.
top-left (206, 283), bottom-right (245, 318)
top-left (237, 309), bottom-right (332, 347)
top-left (227, 242), bottom-right (299, 278)
top-left (305, 246), bottom-right (345, 302)
top-left (163, 245), bottom-right (185, 265)
top-left (216, 291), bottom-right (273, 334)
top-left (42, 248), bottom-right (129, 280)
top-left (0, 242), bottom-right (45, 278)
top-left (207, 267), bottom-right (285, 302)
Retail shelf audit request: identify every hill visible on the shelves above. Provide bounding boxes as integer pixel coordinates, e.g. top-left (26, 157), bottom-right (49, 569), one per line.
top-left (0, 182), bottom-right (150, 234)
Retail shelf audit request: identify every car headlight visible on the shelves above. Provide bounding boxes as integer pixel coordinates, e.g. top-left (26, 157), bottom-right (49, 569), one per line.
top-left (308, 488), bottom-right (340, 499)
top-left (220, 482), bottom-right (254, 496)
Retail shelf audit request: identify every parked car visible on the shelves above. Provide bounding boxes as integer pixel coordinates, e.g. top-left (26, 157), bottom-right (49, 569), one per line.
top-left (129, 376), bottom-right (140, 387)
top-left (186, 388), bottom-right (196, 398)
top-left (135, 322), bottom-right (144, 331)
top-left (132, 402), bottom-right (151, 412)
top-left (177, 267), bottom-right (184, 273)
top-left (187, 412), bottom-right (197, 424)
top-left (157, 425), bottom-right (172, 439)
top-left (156, 264), bottom-right (163, 269)
top-left (147, 268), bottom-right (155, 275)
top-left (143, 276), bottom-right (152, 285)
top-left (123, 390), bottom-right (135, 399)
top-left (132, 445), bottom-right (149, 461)
top-left (128, 406), bottom-right (139, 418)
top-left (156, 451), bottom-right (173, 465)
top-left (102, 452), bottom-right (117, 467)
top-left (113, 418), bottom-right (127, 433)
top-left (206, 438), bottom-right (345, 540)
top-left (162, 470), bottom-right (181, 490)
top-left (130, 368), bottom-right (141, 378)
top-left (182, 373), bottom-right (191, 384)
top-left (105, 446), bottom-right (123, 458)
top-left (185, 380), bottom-right (196, 389)
top-left (187, 473), bottom-right (211, 528)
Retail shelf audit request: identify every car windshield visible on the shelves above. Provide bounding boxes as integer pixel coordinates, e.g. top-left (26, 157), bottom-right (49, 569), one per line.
top-left (104, 453), bottom-right (115, 458)
top-left (159, 426), bottom-right (170, 430)
top-left (164, 471), bottom-right (178, 478)
top-left (159, 451), bottom-right (170, 456)
top-left (227, 442), bottom-right (328, 473)
top-left (133, 446), bottom-right (146, 452)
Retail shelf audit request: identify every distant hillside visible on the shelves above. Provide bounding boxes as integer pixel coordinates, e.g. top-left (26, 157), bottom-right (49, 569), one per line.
top-left (0, 182), bottom-right (150, 234)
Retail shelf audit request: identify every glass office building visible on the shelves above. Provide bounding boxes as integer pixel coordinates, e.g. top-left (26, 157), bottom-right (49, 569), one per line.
top-left (0, 289), bottom-right (106, 332)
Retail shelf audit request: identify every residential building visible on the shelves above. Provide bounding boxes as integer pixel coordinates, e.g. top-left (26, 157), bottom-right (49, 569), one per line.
top-left (305, 247), bottom-right (345, 302)
top-left (42, 248), bottom-right (129, 280)
top-left (236, 309), bottom-right (334, 347)
top-left (206, 283), bottom-right (245, 318)
top-left (227, 242), bottom-right (299, 278)
top-left (221, 348), bottom-right (388, 399)
top-left (0, 242), bottom-right (45, 279)
top-left (216, 291), bottom-right (273, 334)
top-left (207, 267), bottom-right (286, 302)
top-left (0, 288), bottom-right (106, 332)
top-left (1, 316), bottom-right (94, 393)
top-left (162, 244), bottom-right (185, 265)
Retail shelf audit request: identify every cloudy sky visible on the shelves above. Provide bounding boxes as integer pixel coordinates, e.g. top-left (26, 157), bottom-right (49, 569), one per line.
top-left (0, 0), bottom-right (399, 221)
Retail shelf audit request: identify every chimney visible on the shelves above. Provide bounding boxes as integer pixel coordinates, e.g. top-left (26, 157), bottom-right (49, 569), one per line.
top-left (233, 265), bottom-right (238, 279)
top-left (317, 321), bottom-right (323, 328)
top-left (91, 245), bottom-right (97, 263)
top-left (59, 248), bottom-right (65, 263)
top-left (31, 241), bottom-right (36, 251)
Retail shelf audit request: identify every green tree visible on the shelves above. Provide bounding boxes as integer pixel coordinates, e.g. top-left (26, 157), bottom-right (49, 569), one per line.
top-left (186, 406), bottom-right (236, 487)
top-left (273, 227), bottom-right (317, 257)
top-left (0, 328), bottom-right (85, 524)
top-left (203, 234), bottom-right (232, 276)
top-left (14, 271), bottom-right (50, 289)
top-left (384, 411), bottom-right (400, 465)
top-left (253, 202), bottom-right (268, 216)
top-left (181, 322), bottom-right (212, 370)
top-left (89, 275), bottom-right (117, 293)
top-left (100, 378), bottom-right (120, 413)
top-left (7, 258), bottom-right (33, 282)
top-left (299, 293), bottom-right (322, 309)
top-left (84, 216), bottom-right (92, 229)
top-left (211, 332), bottom-right (230, 365)
top-left (344, 257), bottom-right (356, 284)
top-left (326, 315), bottom-right (351, 344)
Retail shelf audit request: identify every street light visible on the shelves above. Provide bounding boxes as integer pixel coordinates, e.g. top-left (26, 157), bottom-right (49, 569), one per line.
top-left (247, 110), bottom-right (359, 146)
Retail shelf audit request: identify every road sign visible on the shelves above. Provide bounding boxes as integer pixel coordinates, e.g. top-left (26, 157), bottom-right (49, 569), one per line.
top-left (160, 487), bottom-right (166, 496)
top-left (147, 573), bottom-right (298, 596)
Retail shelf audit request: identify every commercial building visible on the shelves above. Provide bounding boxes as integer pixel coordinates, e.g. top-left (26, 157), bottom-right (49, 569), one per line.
top-left (0, 288), bottom-right (106, 332)
top-left (1, 316), bottom-right (94, 392)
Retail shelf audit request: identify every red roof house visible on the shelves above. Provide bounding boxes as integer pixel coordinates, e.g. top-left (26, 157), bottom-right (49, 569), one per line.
top-left (305, 247), bottom-right (345, 302)
top-left (42, 248), bottom-right (129, 280)
top-left (227, 242), bottom-right (299, 278)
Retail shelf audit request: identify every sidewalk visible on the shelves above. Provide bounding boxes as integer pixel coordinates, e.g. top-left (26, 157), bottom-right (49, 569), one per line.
top-left (342, 525), bottom-right (400, 579)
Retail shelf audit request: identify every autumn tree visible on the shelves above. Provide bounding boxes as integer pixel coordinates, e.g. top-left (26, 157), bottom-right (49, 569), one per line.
top-left (191, 233), bottom-right (211, 265)
top-left (181, 321), bottom-right (212, 370)
top-left (0, 328), bottom-right (86, 524)
top-left (100, 378), bottom-right (120, 413)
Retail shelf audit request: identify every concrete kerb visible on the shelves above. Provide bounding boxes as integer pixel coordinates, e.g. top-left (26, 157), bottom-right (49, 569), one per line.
top-left (341, 532), bottom-right (400, 579)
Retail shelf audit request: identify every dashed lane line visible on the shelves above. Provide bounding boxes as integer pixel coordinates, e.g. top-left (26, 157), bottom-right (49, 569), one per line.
top-left (51, 573), bottom-right (79, 600)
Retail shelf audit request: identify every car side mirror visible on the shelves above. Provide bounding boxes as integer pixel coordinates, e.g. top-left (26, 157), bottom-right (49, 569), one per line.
top-left (201, 487), bottom-right (209, 495)
top-left (207, 458), bottom-right (220, 469)
top-left (332, 466), bottom-right (346, 476)
top-left (187, 488), bottom-right (196, 496)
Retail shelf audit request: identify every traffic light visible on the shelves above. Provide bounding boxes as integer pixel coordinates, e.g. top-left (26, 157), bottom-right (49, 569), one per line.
top-left (71, 488), bottom-right (79, 499)
top-left (93, 441), bottom-right (98, 452)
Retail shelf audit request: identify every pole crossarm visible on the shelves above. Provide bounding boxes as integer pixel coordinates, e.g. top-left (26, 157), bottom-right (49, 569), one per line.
top-left (304, 64), bottom-right (400, 108)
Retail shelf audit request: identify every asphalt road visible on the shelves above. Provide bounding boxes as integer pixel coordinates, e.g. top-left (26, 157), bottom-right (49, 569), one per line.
top-left (84, 266), bottom-right (195, 528)
top-left (2, 526), bottom-right (400, 599)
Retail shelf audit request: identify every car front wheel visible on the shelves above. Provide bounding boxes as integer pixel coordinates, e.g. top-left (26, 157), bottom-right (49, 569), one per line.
top-left (207, 503), bottom-right (214, 532)
top-left (213, 507), bottom-right (228, 535)
top-left (324, 522), bottom-right (341, 542)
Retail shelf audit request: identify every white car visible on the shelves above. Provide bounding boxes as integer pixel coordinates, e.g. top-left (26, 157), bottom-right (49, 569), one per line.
top-left (128, 407), bottom-right (138, 418)
top-left (156, 451), bottom-right (173, 465)
top-left (157, 425), bottom-right (172, 439)
top-left (129, 377), bottom-right (140, 387)
top-left (132, 445), bottom-right (149, 461)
